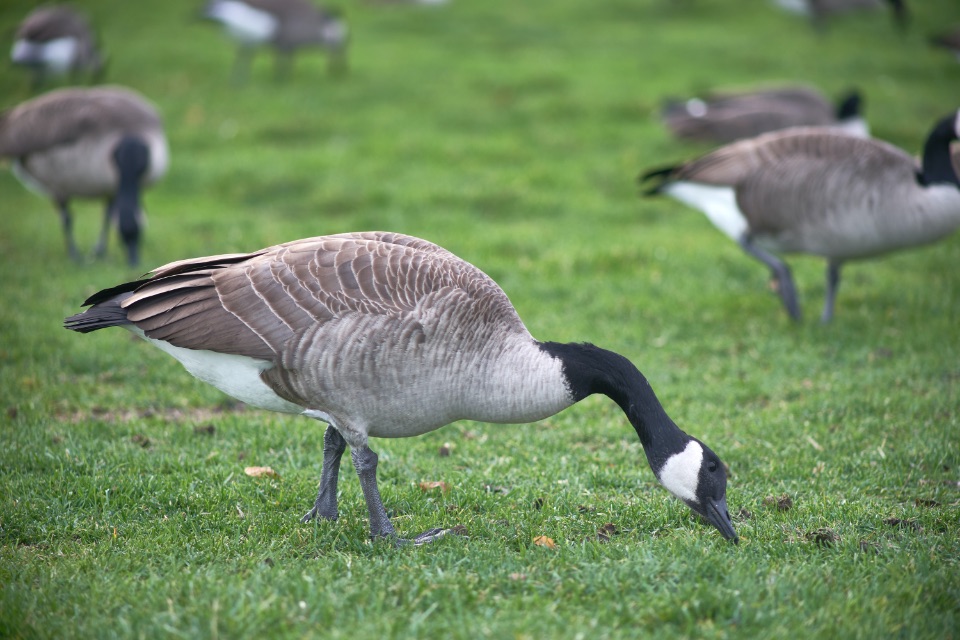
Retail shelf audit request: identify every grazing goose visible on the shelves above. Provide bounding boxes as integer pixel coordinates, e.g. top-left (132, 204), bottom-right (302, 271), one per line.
top-left (202, 0), bottom-right (349, 82)
top-left (661, 86), bottom-right (868, 144)
top-left (640, 110), bottom-right (960, 322)
top-left (10, 5), bottom-right (105, 89)
top-left (773, 0), bottom-right (908, 30)
top-left (0, 86), bottom-right (169, 266)
top-left (930, 27), bottom-right (960, 62)
top-left (64, 231), bottom-right (739, 544)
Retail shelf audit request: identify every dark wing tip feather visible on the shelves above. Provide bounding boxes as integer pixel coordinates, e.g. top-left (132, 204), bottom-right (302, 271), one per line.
top-left (637, 165), bottom-right (680, 196)
top-left (64, 297), bottom-right (132, 333)
top-left (80, 279), bottom-right (147, 307)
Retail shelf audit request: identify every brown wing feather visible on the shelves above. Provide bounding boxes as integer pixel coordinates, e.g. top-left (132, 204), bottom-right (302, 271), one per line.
top-left (669, 127), bottom-right (899, 186)
top-left (112, 233), bottom-right (525, 363)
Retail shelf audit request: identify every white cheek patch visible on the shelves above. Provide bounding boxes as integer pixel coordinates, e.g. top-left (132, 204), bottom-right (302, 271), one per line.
top-left (658, 441), bottom-right (704, 503)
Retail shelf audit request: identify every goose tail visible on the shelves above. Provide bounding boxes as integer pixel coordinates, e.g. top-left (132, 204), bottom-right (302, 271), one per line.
top-left (638, 165), bottom-right (679, 196)
top-left (64, 282), bottom-right (142, 333)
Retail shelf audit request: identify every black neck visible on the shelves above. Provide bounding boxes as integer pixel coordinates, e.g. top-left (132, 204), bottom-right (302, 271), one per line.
top-left (919, 113), bottom-right (959, 187)
top-left (112, 136), bottom-right (149, 244)
top-left (886, 0), bottom-right (908, 30)
top-left (835, 90), bottom-right (861, 121)
top-left (538, 341), bottom-right (689, 470)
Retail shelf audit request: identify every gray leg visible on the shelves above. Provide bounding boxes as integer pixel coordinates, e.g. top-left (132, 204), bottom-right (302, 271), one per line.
top-left (93, 199), bottom-right (113, 258)
top-left (820, 260), bottom-right (842, 324)
top-left (274, 51), bottom-right (294, 81)
top-left (327, 49), bottom-right (348, 77)
top-left (301, 426), bottom-right (346, 523)
top-left (56, 200), bottom-right (81, 262)
top-left (351, 445), bottom-right (397, 539)
top-left (351, 445), bottom-right (451, 545)
top-left (739, 235), bottom-right (801, 321)
top-left (232, 46), bottom-right (255, 85)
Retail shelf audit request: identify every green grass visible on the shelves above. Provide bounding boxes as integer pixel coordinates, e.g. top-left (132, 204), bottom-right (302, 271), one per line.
top-left (1, 0), bottom-right (959, 638)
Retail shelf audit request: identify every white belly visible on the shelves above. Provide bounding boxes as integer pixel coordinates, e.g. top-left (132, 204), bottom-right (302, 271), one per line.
top-left (128, 327), bottom-right (303, 414)
top-left (207, 1), bottom-right (278, 45)
top-left (15, 130), bottom-right (168, 200)
top-left (11, 37), bottom-right (78, 73)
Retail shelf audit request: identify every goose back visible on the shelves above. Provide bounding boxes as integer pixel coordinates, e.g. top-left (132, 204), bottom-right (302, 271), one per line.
top-left (211, 0), bottom-right (345, 50)
top-left (662, 86), bottom-right (843, 143)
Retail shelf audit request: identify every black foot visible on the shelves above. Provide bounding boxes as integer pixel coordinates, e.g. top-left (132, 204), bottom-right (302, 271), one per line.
top-left (300, 507), bottom-right (337, 524)
top-left (375, 527), bottom-right (466, 547)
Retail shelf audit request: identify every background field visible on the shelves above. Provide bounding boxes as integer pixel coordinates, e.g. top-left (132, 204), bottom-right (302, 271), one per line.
top-left (1, 0), bottom-right (959, 638)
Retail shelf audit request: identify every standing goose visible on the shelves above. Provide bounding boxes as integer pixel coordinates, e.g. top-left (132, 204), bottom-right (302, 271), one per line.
top-left (202, 0), bottom-right (348, 82)
top-left (661, 86), bottom-right (868, 144)
top-left (64, 231), bottom-right (738, 544)
top-left (0, 86), bottom-right (169, 266)
top-left (929, 27), bottom-right (960, 62)
top-left (773, 0), bottom-right (908, 30)
top-left (640, 110), bottom-right (960, 322)
top-left (10, 5), bottom-right (105, 89)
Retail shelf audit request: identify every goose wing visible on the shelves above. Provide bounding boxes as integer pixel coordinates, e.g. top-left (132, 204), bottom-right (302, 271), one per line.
top-left (16, 6), bottom-right (92, 41)
top-left (116, 232), bottom-right (526, 361)
top-left (671, 129), bottom-right (917, 232)
top-left (0, 87), bottom-right (161, 157)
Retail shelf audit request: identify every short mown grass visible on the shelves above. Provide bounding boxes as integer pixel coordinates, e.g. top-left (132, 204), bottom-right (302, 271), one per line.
top-left (1, 0), bottom-right (958, 638)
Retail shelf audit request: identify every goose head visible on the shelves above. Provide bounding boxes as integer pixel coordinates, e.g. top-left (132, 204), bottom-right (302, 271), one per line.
top-left (111, 136), bottom-right (152, 266)
top-left (653, 437), bottom-right (737, 542)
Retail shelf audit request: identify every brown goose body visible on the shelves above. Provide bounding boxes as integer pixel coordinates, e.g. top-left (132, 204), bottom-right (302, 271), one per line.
top-left (0, 86), bottom-right (169, 265)
top-left (65, 231), bottom-right (738, 543)
top-left (11, 5), bottom-right (104, 87)
top-left (661, 86), bottom-right (868, 144)
top-left (642, 112), bottom-right (960, 321)
top-left (203, 0), bottom-right (348, 80)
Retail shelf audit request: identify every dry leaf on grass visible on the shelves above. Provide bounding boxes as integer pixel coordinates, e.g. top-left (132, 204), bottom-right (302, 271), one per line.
top-left (763, 494), bottom-right (793, 511)
top-left (883, 517), bottom-right (922, 532)
top-left (533, 535), bottom-right (557, 549)
top-left (806, 528), bottom-right (840, 547)
top-left (244, 466), bottom-right (279, 479)
top-left (597, 523), bottom-right (619, 541)
top-left (419, 481), bottom-right (450, 493)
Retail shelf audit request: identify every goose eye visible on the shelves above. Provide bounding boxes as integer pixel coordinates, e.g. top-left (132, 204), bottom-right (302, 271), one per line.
top-left (707, 461), bottom-right (718, 473)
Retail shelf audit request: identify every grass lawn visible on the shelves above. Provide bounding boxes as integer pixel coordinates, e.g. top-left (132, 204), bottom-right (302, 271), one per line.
top-left (1, 0), bottom-right (959, 637)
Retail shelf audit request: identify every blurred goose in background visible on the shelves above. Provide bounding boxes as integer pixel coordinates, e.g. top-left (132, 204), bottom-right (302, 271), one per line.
top-left (10, 5), bottom-right (105, 90)
top-left (202, 0), bottom-right (349, 82)
top-left (929, 27), bottom-right (960, 62)
top-left (773, 0), bottom-right (908, 30)
top-left (64, 231), bottom-right (739, 544)
top-left (0, 86), bottom-right (169, 266)
top-left (640, 110), bottom-right (960, 322)
top-left (661, 86), bottom-right (868, 144)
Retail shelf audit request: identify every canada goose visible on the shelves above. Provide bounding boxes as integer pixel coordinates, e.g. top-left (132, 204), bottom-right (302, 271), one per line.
top-left (773, 0), bottom-right (908, 30)
top-left (661, 86), bottom-right (868, 144)
top-left (10, 5), bottom-right (105, 89)
top-left (930, 27), bottom-right (960, 62)
top-left (64, 231), bottom-right (739, 544)
top-left (0, 86), bottom-right (169, 266)
top-left (202, 0), bottom-right (348, 82)
top-left (640, 110), bottom-right (960, 322)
